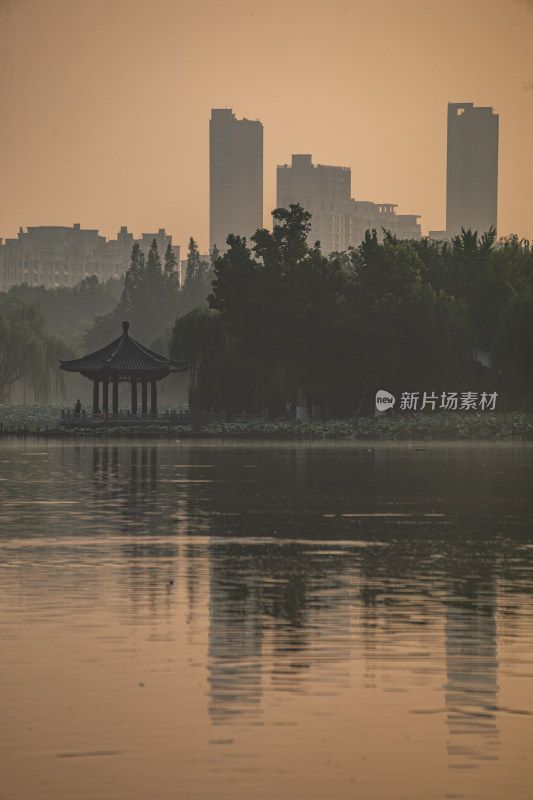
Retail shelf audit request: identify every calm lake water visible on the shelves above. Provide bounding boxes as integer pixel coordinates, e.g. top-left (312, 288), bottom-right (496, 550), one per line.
top-left (1, 439), bottom-right (533, 799)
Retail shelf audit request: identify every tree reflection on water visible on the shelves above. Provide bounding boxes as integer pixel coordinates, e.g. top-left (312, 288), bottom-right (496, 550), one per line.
top-left (2, 440), bottom-right (533, 777)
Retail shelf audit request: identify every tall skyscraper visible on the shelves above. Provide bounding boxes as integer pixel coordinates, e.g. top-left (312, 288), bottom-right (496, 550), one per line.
top-left (209, 109), bottom-right (263, 252)
top-left (446, 102), bottom-right (499, 238)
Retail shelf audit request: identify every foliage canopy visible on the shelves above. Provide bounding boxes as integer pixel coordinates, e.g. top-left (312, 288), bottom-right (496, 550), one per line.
top-left (0, 297), bottom-right (73, 403)
top-left (171, 207), bottom-right (533, 415)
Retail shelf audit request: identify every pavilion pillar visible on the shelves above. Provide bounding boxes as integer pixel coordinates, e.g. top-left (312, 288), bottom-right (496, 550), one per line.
top-left (92, 379), bottom-right (99, 415)
top-left (112, 377), bottom-right (119, 417)
top-left (141, 380), bottom-right (148, 417)
top-left (131, 378), bottom-right (137, 416)
top-left (102, 379), bottom-right (109, 416)
top-left (150, 378), bottom-right (157, 417)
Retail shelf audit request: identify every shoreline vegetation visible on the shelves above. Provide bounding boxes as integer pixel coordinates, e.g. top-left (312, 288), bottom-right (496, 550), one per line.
top-left (3, 210), bottom-right (533, 419)
top-left (1, 405), bottom-right (533, 441)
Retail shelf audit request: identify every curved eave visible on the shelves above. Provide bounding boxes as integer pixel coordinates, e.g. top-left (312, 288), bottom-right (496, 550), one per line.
top-left (169, 360), bottom-right (190, 373)
top-left (59, 361), bottom-right (190, 378)
top-left (59, 360), bottom-right (93, 373)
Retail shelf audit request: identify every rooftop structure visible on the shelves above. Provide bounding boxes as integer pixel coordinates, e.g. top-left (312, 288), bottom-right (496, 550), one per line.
top-left (277, 154), bottom-right (351, 206)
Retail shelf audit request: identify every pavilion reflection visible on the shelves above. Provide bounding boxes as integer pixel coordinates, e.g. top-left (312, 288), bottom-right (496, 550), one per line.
top-left (90, 444), bottom-right (160, 528)
top-left (89, 444), bottom-right (192, 622)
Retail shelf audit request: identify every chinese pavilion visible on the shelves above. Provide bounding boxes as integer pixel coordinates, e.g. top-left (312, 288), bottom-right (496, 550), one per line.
top-left (60, 321), bottom-right (189, 418)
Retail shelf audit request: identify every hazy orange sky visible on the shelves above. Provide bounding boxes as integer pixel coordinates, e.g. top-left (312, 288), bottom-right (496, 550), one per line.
top-left (1, 0), bottom-right (532, 252)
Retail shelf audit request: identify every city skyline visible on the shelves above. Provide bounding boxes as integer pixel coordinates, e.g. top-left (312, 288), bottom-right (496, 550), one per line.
top-left (1, 0), bottom-right (532, 252)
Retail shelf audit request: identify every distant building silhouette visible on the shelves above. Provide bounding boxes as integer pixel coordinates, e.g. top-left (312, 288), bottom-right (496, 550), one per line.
top-left (0, 224), bottom-right (180, 291)
top-left (278, 153), bottom-right (351, 205)
top-left (445, 102), bottom-right (499, 238)
top-left (137, 228), bottom-right (175, 262)
top-left (277, 154), bottom-right (421, 254)
top-left (209, 108), bottom-right (263, 253)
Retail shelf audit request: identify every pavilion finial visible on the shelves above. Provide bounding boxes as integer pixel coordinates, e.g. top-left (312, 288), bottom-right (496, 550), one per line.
top-left (122, 320), bottom-right (130, 335)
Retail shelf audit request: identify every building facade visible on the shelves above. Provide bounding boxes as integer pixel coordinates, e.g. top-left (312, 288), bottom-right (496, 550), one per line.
top-left (209, 108), bottom-right (263, 253)
top-left (0, 225), bottom-right (180, 292)
top-left (277, 153), bottom-right (351, 206)
top-left (138, 229), bottom-right (174, 262)
top-left (277, 154), bottom-right (421, 254)
top-left (446, 102), bottom-right (499, 238)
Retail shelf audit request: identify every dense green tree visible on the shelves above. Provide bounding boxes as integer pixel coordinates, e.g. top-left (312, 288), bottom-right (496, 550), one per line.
top-left (184, 237), bottom-right (202, 286)
top-left (491, 235), bottom-right (533, 298)
top-left (84, 242), bottom-right (149, 352)
top-left (0, 297), bottom-right (72, 402)
top-left (84, 239), bottom-right (180, 350)
top-left (444, 227), bottom-right (498, 347)
top-left (179, 237), bottom-right (213, 314)
top-left (495, 290), bottom-right (533, 409)
top-left (163, 242), bottom-right (179, 286)
top-left (347, 231), bottom-right (471, 406)
top-left (210, 244), bottom-right (220, 267)
top-left (209, 205), bottom-right (352, 415)
top-left (144, 239), bottom-right (165, 332)
top-left (120, 241), bottom-right (145, 317)
top-left (169, 306), bottom-right (286, 414)
top-left (7, 276), bottom-right (121, 351)
top-left (146, 238), bottom-right (162, 280)
top-left (206, 208), bottom-right (484, 416)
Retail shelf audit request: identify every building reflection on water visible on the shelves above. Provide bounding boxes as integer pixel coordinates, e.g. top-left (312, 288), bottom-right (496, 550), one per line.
top-left (445, 569), bottom-right (499, 764)
top-left (207, 558), bottom-right (264, 725)
top-left (74, 442), bottom-right (533, 762)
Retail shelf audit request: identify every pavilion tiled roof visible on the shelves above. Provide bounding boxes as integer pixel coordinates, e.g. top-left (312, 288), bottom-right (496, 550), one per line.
top-left (60, 321), bottom-right (189, 377)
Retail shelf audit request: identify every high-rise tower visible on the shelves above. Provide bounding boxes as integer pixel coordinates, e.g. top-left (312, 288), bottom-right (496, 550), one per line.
top-left (446, 102), bottom-right (499, 238)
top-left (209, 109), bottom-right (263, 253)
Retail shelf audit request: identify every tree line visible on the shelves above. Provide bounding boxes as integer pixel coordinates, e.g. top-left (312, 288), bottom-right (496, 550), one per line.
top-left (83, 237), bottom-right (215, 353)
top-left (0, 236), bottom-right (213, 402)
top-left (169, 205), bottom-right (533, 416)
top-left (1, 208), bottom-right (532, 412)
top-left (0, 296), bottom-right (72, 403)
top-left (7, 275), bottom-right (122, 350)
